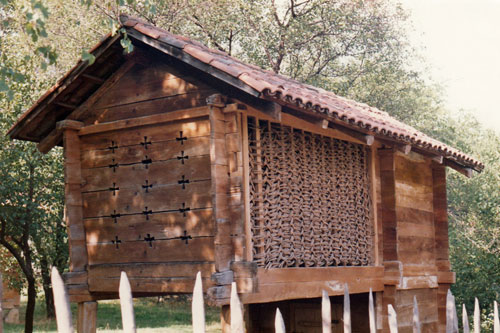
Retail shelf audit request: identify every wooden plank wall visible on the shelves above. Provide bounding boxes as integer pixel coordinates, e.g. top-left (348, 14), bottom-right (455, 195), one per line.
top-left (80, 117), bottom-right (215, 293)
top-left (62, 56), bottom-right (221, 297)
top-left (378, 149), bottom-right (444, 332)
top-left (81, 56), bottom-right (217, 125)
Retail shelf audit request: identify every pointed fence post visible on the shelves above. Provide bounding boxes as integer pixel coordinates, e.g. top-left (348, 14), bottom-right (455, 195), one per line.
top-left (343, 283), bottom-right (351, 333)
top-left (322, 290), bottom-right (331, 333)
top-left (388, 304), bottom-right (398, 333)
top-left (369, 289), bottom-right (376, 333)
top-left (119, 272), bottom-right (136, 333)
top-left (275, 308), bottom-right (286, 333)
top-left (494, 300), bottom-right (499, 333)
top-left (463, 304), bottom-right (470, 333)
top-left (192, 272), bottom-right (205, 333)
top-left (413, 296), bottom-right (421, 333)
top-left (51, 267), bottom-right (74, 333)
top-left (474, 297), bottom-right (480, 333)
top-left (231, 282), bottom-right (244, 333)
top-left (446, 290), bottom-right (458, 333)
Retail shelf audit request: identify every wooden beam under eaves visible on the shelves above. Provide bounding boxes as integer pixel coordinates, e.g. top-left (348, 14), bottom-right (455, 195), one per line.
top-left (329, 123), bottom-right (374, 146)
top-left (444, 159), bottom-right (474, 178)
top-left (37, 120), bottom-right (83, 154)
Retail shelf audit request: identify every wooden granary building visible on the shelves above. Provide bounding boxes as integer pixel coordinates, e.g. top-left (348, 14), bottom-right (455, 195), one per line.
top-left (8, 15), bottom-right (483, 332)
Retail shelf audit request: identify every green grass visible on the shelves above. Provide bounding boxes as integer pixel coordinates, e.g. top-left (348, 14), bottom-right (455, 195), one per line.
top-left (4, 296), bottom-right (221, 332)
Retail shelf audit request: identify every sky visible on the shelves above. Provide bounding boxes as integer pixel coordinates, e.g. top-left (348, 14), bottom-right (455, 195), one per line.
top-left (400, 0), bottom-right (500, 134)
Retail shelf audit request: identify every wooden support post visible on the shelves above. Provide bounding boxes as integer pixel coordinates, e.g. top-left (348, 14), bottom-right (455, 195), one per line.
top-left (77, 301), bottom-right (97, 333)
top-left (62, 121), bottom-right (87, 272)
top-left (207, 94), bottom-right (234, 307)
top-left (378, 148), bottom-right (397, 262)
top-left (433, 162), bottom-right (454, 332)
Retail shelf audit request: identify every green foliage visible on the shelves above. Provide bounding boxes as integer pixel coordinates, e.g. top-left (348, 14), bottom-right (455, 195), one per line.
top-left (4, 297), bottom-right (222, 332)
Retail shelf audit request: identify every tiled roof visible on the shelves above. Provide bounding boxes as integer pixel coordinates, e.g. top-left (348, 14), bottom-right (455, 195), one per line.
top-left (120, 15), bottom-right (483, 172)
top-left (8, 14), bottom-right (483, 172)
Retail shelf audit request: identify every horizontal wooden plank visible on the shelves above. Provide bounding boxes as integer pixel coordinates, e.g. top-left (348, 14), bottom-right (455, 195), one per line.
top-left (81, 136), bottom-right (210, 168)
top-left (85, 208), bottom-right (214, 243)
top-left (80, 116), bottom-right (210, 150)
top-left (397, 207), bottom-right (434, 226)
top-left (87, 237), bottom-right (215, 265)
top-left (81, 154), bottom-right (210, 192)
top-left (395, 181), bottom-right (433, 212)
top-left (242, 269), bottom-right (384, 304)
top-left (88, 262), bottom-right (215, 279)
top-left (82, 180), bottom-right (212, 218)
top-left (398, 221), bottom-right (435, 238)
top-left (90, 276), bottom-right (214, 294)
top-left (256, 266), bottom-right (384, 284)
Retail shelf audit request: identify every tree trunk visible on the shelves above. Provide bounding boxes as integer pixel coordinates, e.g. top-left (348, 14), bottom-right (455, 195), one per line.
top-left (25, 276), bottom-right (37, 333)
top-left (40, 258), bottom-right (55, 318)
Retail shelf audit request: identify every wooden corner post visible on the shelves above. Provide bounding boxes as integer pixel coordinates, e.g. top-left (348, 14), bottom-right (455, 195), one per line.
top-left (378, 147), bottom-right (399, 331)
top-left (432, 162), bottom-right (454, 332)
top-left (61, 120), bottom-right (97, 332)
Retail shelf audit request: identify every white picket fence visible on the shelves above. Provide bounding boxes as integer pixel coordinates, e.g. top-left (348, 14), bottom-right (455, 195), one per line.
top-left (50, 267), bottom-right (500, 333)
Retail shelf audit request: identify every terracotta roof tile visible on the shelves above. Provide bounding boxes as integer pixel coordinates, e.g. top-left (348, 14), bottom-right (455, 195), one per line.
top-left (183, 44), bottom-right (215, 64)
top-left (134, 23), bottom-right (162, 40)
top-left (9, 14), bottom-right (484, 172)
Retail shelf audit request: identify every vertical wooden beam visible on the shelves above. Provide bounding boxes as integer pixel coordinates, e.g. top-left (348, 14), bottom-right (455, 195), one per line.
top-left (433, 162), bottom-right (452, 332)
top-left (62, 121), bottom-right (87, 272)
top-left (378, 148), bottom-right (397, 262)
top-left (241, 115), bottom-right (252, 261)
top-left (209, 96), bottom-right (232, 273)
top-left (369, 144), bottom-right (382, 265)
top-left (77, 301), bottom-right (97, 333)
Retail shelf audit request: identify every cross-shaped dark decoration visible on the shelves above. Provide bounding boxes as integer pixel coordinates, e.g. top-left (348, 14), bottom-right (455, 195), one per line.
top-left (178, 175), bottom-right (190, 189)
top-left (108, 141), bottom-right (118, 153)
top-left (178, 203), bottom-right (191, 217)
top-left (142, 155), bottom-right (152, 169)
top-left (142, 180), bottom-right (153, 193)
top-left (176, 131), bottom-right (188, 145)
top-left (111, 236), bottom-right (122, 249)
top-left (109, 183), bottom-right (119, 196)
top-left (110, 210), bottom-right (121, 223)
top-left (177, 151), bottom-right (189, 164)
top-left (140, 136), bottom-right (152, 149)
top-left (144, 233), bottom-right (155, 247)
top-left (109, 158), bottom-right (119, 172)
top-left (180, 230), bottom-right (192, 245)
top-left (142, 206), bottom-right (153, 220)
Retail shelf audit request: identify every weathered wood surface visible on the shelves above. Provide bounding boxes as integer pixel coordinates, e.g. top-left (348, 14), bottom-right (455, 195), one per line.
top-left (63, 125), bottom-right (89, 273)
top-left (81, 155), bottom-right (210, 192)
top-left (77, 301), bottom-right (97, 333)
top-left (82, 180), bottom-right (212, 218)
top-left (81, 137), bottom-right (209, 169)
top-left (87, 237), bottom-right (214, 265)
top-left (85, 209), bottom-right (214, 243)
top-left (81, 59), bottom-right (217, 125)
top-left (88, 262), bottom-right (215, 293)
top-left (241, 266), bottom-right (383, 304)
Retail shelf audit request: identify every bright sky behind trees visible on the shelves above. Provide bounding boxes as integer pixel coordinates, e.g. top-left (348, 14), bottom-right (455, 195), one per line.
top-left (401, 0), bottom-right (500, 134)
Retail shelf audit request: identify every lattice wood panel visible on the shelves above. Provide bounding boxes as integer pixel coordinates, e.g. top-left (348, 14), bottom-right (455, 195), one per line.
top-left (80, 119), bottom-right (214, 266)
top-left (248, 118), bottom-right (373, 268)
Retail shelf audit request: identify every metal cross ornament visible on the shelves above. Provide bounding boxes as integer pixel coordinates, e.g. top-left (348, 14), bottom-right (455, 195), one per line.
top-left (111, 236), bottom-right (122, 249)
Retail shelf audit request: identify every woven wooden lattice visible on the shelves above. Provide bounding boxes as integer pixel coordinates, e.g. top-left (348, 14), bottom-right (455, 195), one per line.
top-left (248, 118), bottom-right (373, 268)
